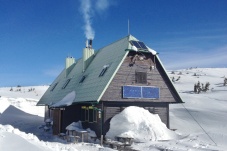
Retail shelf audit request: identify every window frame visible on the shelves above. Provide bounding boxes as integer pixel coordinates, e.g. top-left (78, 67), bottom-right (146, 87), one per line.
top-left (62, 78), bottom-right (71, 89)
top-left (135, 71), bottom-right (147, 84)
top-left (50, 82), bottom-right (58, 91)
top-left (79, 75), bottom-right (87, 83)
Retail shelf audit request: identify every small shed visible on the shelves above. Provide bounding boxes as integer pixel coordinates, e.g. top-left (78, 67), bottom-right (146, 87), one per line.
top-left (37, 35), bottom-right (183, 137)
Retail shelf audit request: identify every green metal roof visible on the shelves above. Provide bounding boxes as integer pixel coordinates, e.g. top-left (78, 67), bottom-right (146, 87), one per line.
top-left (37, 35), bottom-right (183, 106)
top-left (37, 35), bottom-right (138, 106)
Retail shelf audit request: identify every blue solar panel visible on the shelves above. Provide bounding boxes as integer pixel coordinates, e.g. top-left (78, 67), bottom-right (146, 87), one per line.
top-left (131, 41), bottom-right (142, 49)
top-left (142, 87), bottom-right (159, 99)
top-left (123, 86), bottom-right (159, 99)
top-left (130, 41), bottom-right (148, 50)
top-left (123, 86), bottom-right (141, 98)
top-left (138, 41), bottom-right (147, 49)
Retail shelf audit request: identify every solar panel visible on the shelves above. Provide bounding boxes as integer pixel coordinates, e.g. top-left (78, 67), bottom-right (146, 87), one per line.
top-left (123, 86), bottom-right (159, 99)
top-left (123, 86), bottom-right (142, 98)
top-left (142, 87), bottom-right (159, 99)
top-left (131, 41), bottom-right (142, 49)
top-left (130, 40), bottom-right (148, 50)
top-left (138, 41), bottom-right (147, 49)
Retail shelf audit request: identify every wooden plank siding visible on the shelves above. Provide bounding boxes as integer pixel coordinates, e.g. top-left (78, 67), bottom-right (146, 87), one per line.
top-left (100, 51), bottom-right (173, 130)
top-left (52, 103), bottom-right (104, 137)
top-left (51, 102), bottom-right (169, 137)
top-left (101, 51), bottom-right (176, 103)
top-left (52, 109), bottom-right (62, 135)
top-left (50, 52), bottom-right (176, 136)
top-left (102, 102), bottom-right (170, 135)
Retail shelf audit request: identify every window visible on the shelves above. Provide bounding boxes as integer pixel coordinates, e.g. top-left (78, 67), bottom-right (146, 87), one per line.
top-left (81, 106), bottom-right (97, 123)
top-left (135, 71), bottom-right (147, 84)
top-left (50, 82), bottom-right (58, 91)
top-left (99, 64), bottom-right (109, 77)
top-left (85, 108), bottom-right (89, 121)
top-left (88, 106), bottom-right (97, 123)
top-left (79, 75), bottom-right (86, 83)
top-left (62, 78), bottom-right (71, 89)
top-left (99, 68), bottom-right (107, 76)
top-left (81, 106), bottom-right (86, 121)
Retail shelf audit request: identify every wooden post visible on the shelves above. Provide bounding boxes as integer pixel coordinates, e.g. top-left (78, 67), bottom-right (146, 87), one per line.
top-left (100, 135), bottom-right (103, 146)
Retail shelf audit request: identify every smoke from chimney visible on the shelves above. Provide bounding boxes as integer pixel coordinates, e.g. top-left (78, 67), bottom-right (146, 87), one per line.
top-left (80, 0), bottom-right (95, 40)
top-left (79, 0), bottom-right (114, 40)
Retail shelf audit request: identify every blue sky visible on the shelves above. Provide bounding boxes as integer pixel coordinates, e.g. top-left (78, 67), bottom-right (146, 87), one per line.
top-left (0, 0), bottom-right (227, 87)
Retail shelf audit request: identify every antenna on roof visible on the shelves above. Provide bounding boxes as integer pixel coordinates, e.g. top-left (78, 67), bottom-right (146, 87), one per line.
top-left (128, 19), bottom-right (130, 35)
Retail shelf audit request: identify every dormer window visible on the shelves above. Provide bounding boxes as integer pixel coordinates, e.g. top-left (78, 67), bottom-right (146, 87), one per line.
top-left (99, 64), bottom-right (109, 77)
top-left (62, 78), bottom-right (71, 89)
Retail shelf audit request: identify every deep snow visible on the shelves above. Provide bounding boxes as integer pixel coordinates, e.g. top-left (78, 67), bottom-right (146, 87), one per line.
top-left (0, 68), bottom-right (227, 151)
top-left (106, 106), bottom-right (178, 142)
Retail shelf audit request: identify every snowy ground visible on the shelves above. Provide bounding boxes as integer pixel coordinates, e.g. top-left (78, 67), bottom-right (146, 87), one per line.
top-left (0, 68), bottom-right (227, 151)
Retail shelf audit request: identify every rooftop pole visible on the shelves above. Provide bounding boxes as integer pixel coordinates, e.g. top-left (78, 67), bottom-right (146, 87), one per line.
top-left (128, 19), bottom-right (130, 35)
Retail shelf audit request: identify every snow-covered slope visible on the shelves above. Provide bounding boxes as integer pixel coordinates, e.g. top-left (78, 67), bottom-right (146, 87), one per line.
top-left (0, 68), bottom-right (227, 151)
top-left (0, 85), bottom-right (49, 100)
top-left (169, 68), bottom-right (227, 149)
top-left (0, 86), bottom-right (49, 117)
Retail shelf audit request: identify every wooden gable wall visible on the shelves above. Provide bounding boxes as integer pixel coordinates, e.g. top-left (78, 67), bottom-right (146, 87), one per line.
top-left (101, 51), bottom-right (176, 103)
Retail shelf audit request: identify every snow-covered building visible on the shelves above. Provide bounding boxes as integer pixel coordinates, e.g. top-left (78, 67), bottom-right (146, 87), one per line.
top-left (37, 35), bottom-right (183, 137)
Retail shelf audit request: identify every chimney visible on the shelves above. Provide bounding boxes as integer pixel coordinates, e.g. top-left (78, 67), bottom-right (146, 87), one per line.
top-left (89, 39), bottom-right (92, 48)
top-left (83, 39), bottom-right (94, 72)
top-left (65, 57), bottom-right (75, 76)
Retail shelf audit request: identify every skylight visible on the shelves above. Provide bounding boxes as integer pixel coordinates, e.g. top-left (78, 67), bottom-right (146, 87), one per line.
top-left (99, 65), bottom-right (109, 77)
top-left (130, 40), bottom-right (147, 50)
top-left (50, 82), bottom-right (58, 91)
top-left (79, 75), bottom-right (86, 83)
top-left (62, 79), bottom-right (71, 89)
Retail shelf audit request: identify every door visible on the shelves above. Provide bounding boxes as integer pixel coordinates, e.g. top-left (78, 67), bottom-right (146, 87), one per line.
top-left (52, 109), bottom-right (61, 135)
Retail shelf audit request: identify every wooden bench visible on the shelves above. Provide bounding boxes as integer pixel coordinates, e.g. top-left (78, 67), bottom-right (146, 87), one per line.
top-left (90, 136), bottom-right (98, 142)
top-left (67, 135), bottom-right (80, 143)
top-left (43, 126), bottom-right (50, 132)
top-left (58, 133), bottom-right (67, 140)
top-left (115, 136), bottom-right (134, 146)
top-left (104, 140), bottom-right (125, 150)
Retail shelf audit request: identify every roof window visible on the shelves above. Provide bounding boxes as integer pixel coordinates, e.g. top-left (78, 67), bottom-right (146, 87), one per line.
top-left (79, 75), bottom-right (87, 83)
top-left (99, 64), bottom-right (109, 77)
top-left (50, 82), bottom-right (58, 91)
top-left (62, 78), bottom-right (71, 89)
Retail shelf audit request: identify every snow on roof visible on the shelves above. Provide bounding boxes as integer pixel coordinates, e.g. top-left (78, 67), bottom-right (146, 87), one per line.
top-left (147, 47), bottom-right (157, 55)
top-left (51, 91), bottom-right (76, 108)
top-left (106, 106), bottom-right (178, 142)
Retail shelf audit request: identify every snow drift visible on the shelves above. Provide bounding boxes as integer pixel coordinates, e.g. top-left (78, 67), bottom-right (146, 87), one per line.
top-left (106, 106), bottom-right (178, 142)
